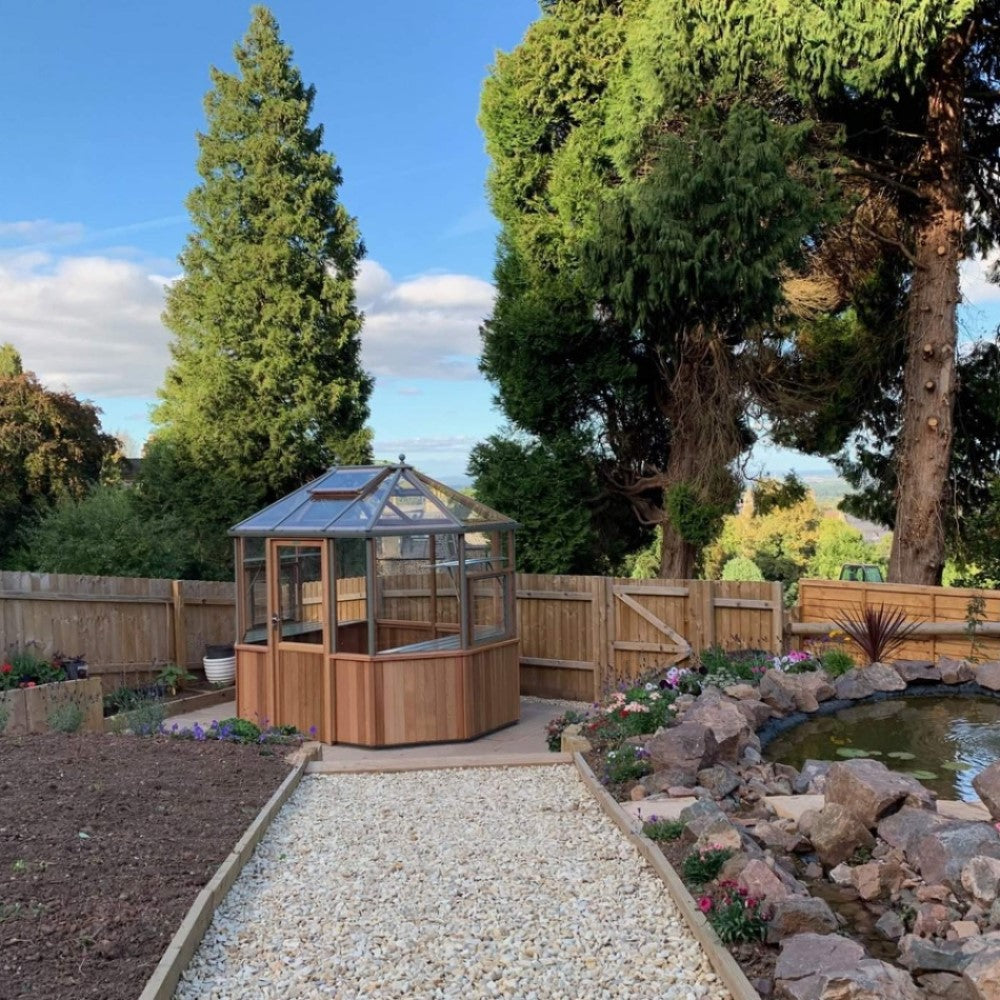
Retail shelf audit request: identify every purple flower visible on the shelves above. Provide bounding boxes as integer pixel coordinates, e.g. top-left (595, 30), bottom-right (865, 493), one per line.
top-left (309, 725), bottom-right (318, 737)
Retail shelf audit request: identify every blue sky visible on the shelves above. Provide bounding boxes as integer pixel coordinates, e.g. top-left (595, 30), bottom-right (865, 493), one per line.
top-left (0, 2), bottom-right (998, 485)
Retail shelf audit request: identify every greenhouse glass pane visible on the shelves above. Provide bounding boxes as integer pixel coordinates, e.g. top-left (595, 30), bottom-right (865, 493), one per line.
top-left (278, 497), bottom-right (353, 529)
top-left (310, 467), bottom-right (383, 494)
top-left (234, 489), bottom-right (312, 532)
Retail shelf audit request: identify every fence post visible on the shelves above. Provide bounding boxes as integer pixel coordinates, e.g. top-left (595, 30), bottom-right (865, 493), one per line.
top-left (701, 579), bottom-right (716, 652)
top-left (770, 581), bottom-right (784, 653)
top-left (171, 580), bottom-right (186, 668)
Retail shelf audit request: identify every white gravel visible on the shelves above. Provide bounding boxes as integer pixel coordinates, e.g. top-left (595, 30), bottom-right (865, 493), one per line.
top-left (175, 766), bottom-right (731, 1000)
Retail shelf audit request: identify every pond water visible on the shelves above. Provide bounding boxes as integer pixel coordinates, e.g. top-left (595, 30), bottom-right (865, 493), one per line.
top-left (763, 694), bottom-right (1000, 802)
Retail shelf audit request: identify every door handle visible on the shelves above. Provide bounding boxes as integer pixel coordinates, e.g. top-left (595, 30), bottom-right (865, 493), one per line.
top-left (271, 614), bottom-right (280, 627)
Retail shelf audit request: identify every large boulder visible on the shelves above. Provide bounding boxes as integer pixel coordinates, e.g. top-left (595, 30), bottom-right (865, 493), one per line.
top-left (972, 762), bottom-right (1000, 820)
top-left (774, 933), bottom-right (866, 983)
top-left (963, 937), bottom-right (1000, 1000)
top-left (684, 691), bottom-right (758, 763)
top-left (938, 657), bottom-right (976, 685)
top-left (898, 933), bottom-right (999, 975)
top-left (735, 698), bottom-right (774, 729)
top-left (910, 823), bottom-right (1000, 892)
top-left (805, 802), bottom-right (876, 868)
top-left (793, 759), bottom-right (832, 794)
top-left (737, 858), bottom-right (792, 905)
top-left (825, 758), bottom-right (935, 829)
top-left (835, 662), bottom-right (907, 700)
top-left (781, 960), bottom-right (921, 1000)
top-left (767, 896), bottom-right (838, 941)
top-left (962, 856), bottom-right (1000, 905)
top-left (893, 659), bottom-right (942, 684)
top-left (696, 764), bottom-right (741, 799)
top-left (973, 661), bottom-right (1000, 692)
top-left (645, 722), bottom-right (718, 787)
top-left (878, 806), bottom-right (952, 854)
top-left (759, 669), bottom-right (835, 714)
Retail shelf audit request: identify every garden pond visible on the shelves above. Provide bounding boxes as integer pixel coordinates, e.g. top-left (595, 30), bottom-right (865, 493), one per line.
top-left (763, 692), bottom-right (1000, 802)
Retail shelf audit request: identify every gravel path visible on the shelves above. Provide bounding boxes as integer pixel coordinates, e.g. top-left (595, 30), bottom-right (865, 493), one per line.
top-left (175, 766), bottom-right (731, 1000)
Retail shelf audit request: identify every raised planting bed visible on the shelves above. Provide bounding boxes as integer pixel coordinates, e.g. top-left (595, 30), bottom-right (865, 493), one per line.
top-left (0, 733), bottom-right (294, 1000)
top-left (0, 678), bottom-right (103, 736)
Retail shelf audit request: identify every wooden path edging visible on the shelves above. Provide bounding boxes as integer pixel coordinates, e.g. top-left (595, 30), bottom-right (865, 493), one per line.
top-left (137, 744), bottom-right (321, 1000)
top-left (306, 752), bottom-right (571, 774)
top-left (574, 753), bottom-right (761, 1000)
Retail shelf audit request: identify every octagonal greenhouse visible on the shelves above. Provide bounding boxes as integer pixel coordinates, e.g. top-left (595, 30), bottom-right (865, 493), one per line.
top-left (230, 460), bottom-right (520, 746)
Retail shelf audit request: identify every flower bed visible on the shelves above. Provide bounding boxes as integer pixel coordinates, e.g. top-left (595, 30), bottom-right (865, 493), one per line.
top-left (554, 646), bottom-right (1000, 998)
top-left (0, 678), bottom-right (103, 736)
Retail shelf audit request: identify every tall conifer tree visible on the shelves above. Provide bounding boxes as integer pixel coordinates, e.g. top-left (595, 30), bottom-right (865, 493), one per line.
top-left (154, 6), bottom-right (372, 505)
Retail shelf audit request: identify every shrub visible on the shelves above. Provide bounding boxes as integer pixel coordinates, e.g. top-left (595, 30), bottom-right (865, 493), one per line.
top-left (832, 604), bottom-right (923, 664)
top-left (682, 844), bottom-right (734, 885)
top-left (721, 556), bottom-right (765, 582)
top-left (103, 686), bottom-right (142, 716)
top-left (604, 745), bottom-right (652, 783)
top-left (586, 683), bottom-right (677, 745)
top-left (770, 651), bottom-right (819, 673)
top-left (111, 694), bottom-right (166, 736)
top-left (216, 717), bottom-right (261, 744)
top-left (164, 717), bottom-right (305, 746)
top-left (819, 646), bottom-right (855, 677)
top-left (642, 817), bottom-right (685, 842)
top-left (156, 664), bottom-right (197, 695)
top-left (47, 700), bottom-right (84, 734)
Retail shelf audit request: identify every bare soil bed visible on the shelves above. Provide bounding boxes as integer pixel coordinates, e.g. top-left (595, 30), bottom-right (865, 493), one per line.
top-left (0, 733), bottom-right (292, 1000)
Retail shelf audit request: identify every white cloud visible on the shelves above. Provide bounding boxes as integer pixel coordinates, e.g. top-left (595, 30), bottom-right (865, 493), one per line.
top-left (356, 260), bottom-right (494, 380)
top-left (0, 219), bottom-right (85, 245)
top-left (0, 253), bottom-right (171, 398)
top-left (960, 252), bottom-right (1000, 306)
top-left (0, 249), bottom-right (494, 401)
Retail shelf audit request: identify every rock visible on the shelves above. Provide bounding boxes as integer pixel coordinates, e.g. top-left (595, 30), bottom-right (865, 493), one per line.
top-left (939, 657), bottom-right (976, 685)
top-left (696, 764), bottom-right (741, 799)
top-left (560, 726), bottom-right (592, 753)
top-left (911, 823), bottom-right (1000, 892)
top-left (917, 883), bottom-right (954, 904)
top-left (876, 910), bottom-right (906, 940)
top-left (962, 937), bottom-right (1000, 999)
top-left (879, 806), bottom-right (951, 854)
top-left (793, 759), bottom-right (832, 794)
top-left (898, 932), bottom-right (997, 974)
top-left (668, 785), bottom-right (698, 798)
top-left (629, 785), bottom-right (647, 801)
top-left (645, 722), bottom-right (718, 787)
top-left (972, 763), bottom-right (1000, 821)
top-left (835, 662), bottom-right (907, 699)
top-left (759, 670), bottom-right (835, 714)
top-left (825, 758), bottom-right (935, 830)
top-left (738, 859), bottom-right (791, 905)
top-left (782, 960), bottom-right (921, 1000)
top-left (851, 862), bottom-right (883, 901)
top-left (807, 802), bottom-right (876, 867)
top-left (973, 661), bottom-right (1000, 692)
top-left (893, 659), bottom-right (942, 683)
top-left (951, 922), bottom-right (981, 939)
top-left (753, 821), bottom-right (807, 854)
top-left (767, 896), bottom-right (838, 941)
top-left (769, 794), bottom-right (825, 824)
top-left (684, 693), bottom-right (757, 763)
top-left (917, 971), bottom-right (978, 1000)
top-left (724, 683), bottom-right (758, 700)
top-left (939, 800), bottom-right (993, 823)
top-left (914, 903), bottom-right (953, 938)
top-left (774, 932), bottom-right (866, 982)
top-left (735, 698), bottom-right (774, 729)
top-left (829, 862), bottom-right (855, 886)
top-left (963, 856), bottom-right (1000, 904)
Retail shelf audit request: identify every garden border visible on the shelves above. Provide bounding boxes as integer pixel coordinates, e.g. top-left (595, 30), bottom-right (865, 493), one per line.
top-left (574, 752), bottom-right (761, 1000)
top-left (137, 742), bottom-right (322, 1000)
top-left (102, 684), bottom-right (236, 733)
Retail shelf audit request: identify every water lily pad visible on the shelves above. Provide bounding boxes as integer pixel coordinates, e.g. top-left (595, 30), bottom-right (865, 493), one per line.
top-left (903, 770), bottom-right (939, 781)
top-left (836, 748), bottom-right (874, 758)
top-left (940, 761), bottom-right (973, 772)
top-left (888, 752), bottom-right (916, 760)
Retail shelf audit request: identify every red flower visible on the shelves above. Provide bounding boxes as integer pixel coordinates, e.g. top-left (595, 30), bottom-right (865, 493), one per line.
top-left (697, 896), bottom-right (713, 913)
top-left (26, 681), bottom-right (36, 688)
top-left (0, 663), bottom-right (11, 674)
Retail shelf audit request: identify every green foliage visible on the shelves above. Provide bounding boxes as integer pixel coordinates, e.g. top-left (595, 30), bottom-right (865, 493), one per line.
top-left (642, 817), bottom-right (685, 842)
top-left (156, 664), bottom-right (197, 696)
top-left (682, 845), bottom-right (734, 886)
top-left (966, 594), bottom-right (988, 660)
top-left (0, 346), bottom-right (116, 564)
top-left (47, 700), bottom-right (84, 734)
top-left (807, 518), bottom-right (890, 581)
top-left (151, 7), bottom-right (371, 577)
top-left (469, 431), bottom-right (647, 574)
top-left (216, 717), bottom-right (262, 744)
top-left (665, 484), bottom-right (726, 550)
top-left (111, 694), bottom-right (166, 736)
top-left (103, 686), bottom-right (143, 717)
top-left (721, 556), bottom-right (764, 582)
top-left (604, 744), bottom-right (652, 784)
top-left (752, 474), bottom-right (808, 517)
top-left (818, 646), bottom-right (856, 678)
top-left (706, 889), bottom-right (770, 944)
top-left (832, 604), bottom-right (923, 664)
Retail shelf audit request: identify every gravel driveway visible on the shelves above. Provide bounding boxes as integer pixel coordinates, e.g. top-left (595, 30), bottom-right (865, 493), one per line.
top-left (175, 766), bottom-right (731, 1000)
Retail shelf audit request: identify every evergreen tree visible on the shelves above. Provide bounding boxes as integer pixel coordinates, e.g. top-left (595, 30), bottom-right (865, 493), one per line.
top-left (154, 6), bottom-right (372, 511)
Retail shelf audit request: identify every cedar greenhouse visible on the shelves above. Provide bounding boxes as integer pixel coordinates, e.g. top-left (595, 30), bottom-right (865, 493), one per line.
top-left (230, 460), bottom-right (519, 746)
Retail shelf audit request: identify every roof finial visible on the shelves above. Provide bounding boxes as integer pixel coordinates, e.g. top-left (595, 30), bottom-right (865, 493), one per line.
top-left (398, 453), bottom-right (406, 464)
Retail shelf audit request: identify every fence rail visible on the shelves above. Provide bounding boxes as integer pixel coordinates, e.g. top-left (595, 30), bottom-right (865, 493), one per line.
top-left (4, 571), bottom-right (996, 700)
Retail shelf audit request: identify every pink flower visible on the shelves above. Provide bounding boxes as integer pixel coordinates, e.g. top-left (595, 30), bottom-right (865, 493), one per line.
top-left (697, 896), bottom-right (713, 913)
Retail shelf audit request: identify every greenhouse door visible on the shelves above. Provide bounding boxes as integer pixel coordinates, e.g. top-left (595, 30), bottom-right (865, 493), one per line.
top-left (268, 540), bottom-right (330, 738)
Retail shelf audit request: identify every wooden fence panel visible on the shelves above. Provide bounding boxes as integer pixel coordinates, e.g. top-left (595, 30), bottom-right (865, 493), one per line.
top-left (798, 579), bottom-right (1000, 662)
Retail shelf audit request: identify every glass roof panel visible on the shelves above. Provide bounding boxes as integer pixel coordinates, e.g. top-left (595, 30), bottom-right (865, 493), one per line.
top-left (231, 488), bottom-right (313, 533)
top-left (375, 470), bottom-right (458, 528)
top-left (310, 467), bottom-right (384, 493)
top-left (277, 497), bottom-right (353, 529)
top-left (330, 471), bottom-right (399, 529)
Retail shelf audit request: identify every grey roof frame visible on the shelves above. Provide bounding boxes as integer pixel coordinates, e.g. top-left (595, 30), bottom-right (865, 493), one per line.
top-left (229, 462), bottom-right (518, 538)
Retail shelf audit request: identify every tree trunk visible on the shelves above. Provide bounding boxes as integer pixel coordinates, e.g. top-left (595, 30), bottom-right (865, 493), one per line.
top-left (889, 29), bottom-right (967, 586)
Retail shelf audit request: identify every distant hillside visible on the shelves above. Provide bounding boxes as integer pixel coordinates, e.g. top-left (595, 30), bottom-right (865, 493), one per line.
top-left (803, 474), bottom-right (851, 509)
